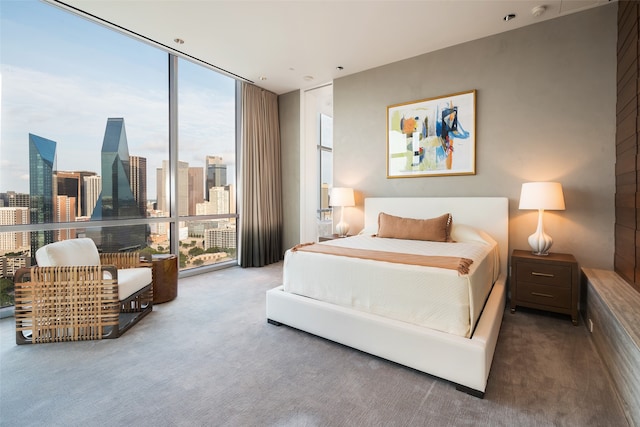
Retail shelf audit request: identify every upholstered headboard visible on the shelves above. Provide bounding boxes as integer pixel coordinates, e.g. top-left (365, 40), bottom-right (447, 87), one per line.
top-left (364, 197), bottom-right (509, 277)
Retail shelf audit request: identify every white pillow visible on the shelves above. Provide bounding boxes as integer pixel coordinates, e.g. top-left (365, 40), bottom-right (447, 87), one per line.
top-left (450, 223), bottom-right (496, 245)
top-left (35, 238), bottom-right (101, 267)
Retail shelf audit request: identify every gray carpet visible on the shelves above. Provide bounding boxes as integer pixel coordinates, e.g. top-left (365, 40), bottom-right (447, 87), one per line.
top-left (0, 262), bottom-right (629, 427)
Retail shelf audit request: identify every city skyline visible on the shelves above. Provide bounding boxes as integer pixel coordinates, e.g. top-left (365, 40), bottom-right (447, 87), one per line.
top-left (1, 0), bottom-right (236, 197)
top-left (12, 121), bottom-right (234, 207)
top-left (4, 116), bottom-right (237, 255)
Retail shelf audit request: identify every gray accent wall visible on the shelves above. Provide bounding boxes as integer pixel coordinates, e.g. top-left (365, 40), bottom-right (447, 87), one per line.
top-left (330, 4), bottom-right (617, 270)
top-left (278, 5), bottom-right (617, 269)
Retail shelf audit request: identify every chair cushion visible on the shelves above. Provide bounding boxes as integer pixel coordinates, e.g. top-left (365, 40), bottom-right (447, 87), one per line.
top-left (35, 238), bottom-right (101, 267)
top-left (117, 267), bottom-right (153, 300)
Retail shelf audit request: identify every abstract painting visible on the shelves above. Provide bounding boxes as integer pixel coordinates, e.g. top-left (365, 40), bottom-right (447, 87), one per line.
top-left (387, 90), bottom-right (476, 178)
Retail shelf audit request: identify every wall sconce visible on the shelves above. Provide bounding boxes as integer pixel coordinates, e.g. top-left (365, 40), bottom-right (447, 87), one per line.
top-left (519, 182), bottom-right (565, 256)
top-left (330, 187), bottom-right (355, 237)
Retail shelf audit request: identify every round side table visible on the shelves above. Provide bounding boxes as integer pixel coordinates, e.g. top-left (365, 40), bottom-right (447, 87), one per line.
top-left (149, 254), bottom-right (178, 304)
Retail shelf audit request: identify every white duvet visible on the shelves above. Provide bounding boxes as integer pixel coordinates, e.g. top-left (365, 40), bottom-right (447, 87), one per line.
top-left (283, 230), bottom-right (499, 338)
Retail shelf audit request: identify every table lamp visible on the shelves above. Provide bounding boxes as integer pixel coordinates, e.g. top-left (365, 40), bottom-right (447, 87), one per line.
top-left (519, 182), bottom-right (565, 256)
top-left (330, 187), bottom-right (355, 237)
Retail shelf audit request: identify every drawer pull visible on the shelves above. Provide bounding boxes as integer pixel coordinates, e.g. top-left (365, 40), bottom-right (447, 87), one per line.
top-left (531, 272), bottom-right (554, 278)
top-left (531, 291), bottom-right (554, 298)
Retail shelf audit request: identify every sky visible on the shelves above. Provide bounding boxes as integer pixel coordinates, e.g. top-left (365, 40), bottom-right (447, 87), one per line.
top-left (0, 0), bottom-right (237, 199)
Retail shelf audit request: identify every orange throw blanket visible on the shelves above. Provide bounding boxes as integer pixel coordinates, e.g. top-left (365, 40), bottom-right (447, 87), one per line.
top-left (291, 242), bottom-right (473, 275)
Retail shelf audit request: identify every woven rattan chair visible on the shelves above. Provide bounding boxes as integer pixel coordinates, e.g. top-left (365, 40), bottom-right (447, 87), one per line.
top-left (14, 238), bottom-right (153, 344)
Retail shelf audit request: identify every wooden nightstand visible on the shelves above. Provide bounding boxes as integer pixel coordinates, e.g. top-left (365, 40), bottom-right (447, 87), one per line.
top-left (510, 250), bottom-right (579, 325)
top-left (318, 234), bottom-right (352, 242)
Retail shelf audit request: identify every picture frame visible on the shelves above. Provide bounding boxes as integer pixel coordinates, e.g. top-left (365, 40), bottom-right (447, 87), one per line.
top-left (387, 90), bottom-right (476, 178)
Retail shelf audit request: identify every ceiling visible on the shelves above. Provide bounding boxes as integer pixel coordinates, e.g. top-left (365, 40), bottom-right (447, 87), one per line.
top-left (49, 0), bottom-right (612, 95)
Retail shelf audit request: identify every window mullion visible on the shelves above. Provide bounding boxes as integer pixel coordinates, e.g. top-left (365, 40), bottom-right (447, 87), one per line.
top-left (168, 54), bottom-right (180, 256)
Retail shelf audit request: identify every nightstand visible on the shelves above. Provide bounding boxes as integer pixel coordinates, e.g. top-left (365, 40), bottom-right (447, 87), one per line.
top-left (318, 234), bottom-right (352, 242)
top-left (510, 250), bottom-right (579, 325)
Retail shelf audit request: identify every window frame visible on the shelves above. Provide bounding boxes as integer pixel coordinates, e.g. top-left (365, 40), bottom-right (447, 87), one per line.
top-left (0, 2), bottom-right (243, 316)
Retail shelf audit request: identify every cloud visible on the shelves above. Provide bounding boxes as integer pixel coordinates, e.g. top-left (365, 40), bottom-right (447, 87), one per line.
top-left (1, 64), bottom-right (236, 198)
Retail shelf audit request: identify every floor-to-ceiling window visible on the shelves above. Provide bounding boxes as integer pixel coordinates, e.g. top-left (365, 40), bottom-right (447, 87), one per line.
top-left (176, 58), bottom-right (237, 270)
top-left (0, 0), bottom-right (239, 310)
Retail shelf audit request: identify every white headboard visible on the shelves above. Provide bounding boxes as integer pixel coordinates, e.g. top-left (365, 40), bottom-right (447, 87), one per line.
top-left (364, 197), bottom-right (509, 277)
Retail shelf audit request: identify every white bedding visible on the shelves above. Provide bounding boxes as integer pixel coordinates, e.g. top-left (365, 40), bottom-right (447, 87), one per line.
top-left (283, 231), bottom-right (499, 338)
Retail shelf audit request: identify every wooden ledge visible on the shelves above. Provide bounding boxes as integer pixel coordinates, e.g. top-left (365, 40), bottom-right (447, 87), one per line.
top-left (582, 268), bottom-right (640, 350)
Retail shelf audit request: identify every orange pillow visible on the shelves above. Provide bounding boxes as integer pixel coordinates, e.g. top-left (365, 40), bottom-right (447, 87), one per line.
top-left (377, 212), bottom-right (452, 242)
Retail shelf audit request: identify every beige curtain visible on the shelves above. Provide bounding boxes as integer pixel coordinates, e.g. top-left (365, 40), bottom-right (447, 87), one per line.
top-left (240, 83), bottom-right (283, 267)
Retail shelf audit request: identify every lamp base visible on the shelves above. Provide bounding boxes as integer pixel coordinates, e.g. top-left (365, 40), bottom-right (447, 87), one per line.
top-left (528, 229), bottom-right (553, 256)
top-left (527, 208), bottom-right (554, 256)
top-left (336, 221), bottom-right (350, 238)
top-left (530, 250), bottom-right (550, 256)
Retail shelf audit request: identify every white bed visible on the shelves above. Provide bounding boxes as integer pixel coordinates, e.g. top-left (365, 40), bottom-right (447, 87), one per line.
top-left (266, 197), bottom-right (509, 397)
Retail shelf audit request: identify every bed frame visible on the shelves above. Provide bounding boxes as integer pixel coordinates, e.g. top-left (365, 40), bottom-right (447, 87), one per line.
top-left (266, 197), bottom-right (509, 397)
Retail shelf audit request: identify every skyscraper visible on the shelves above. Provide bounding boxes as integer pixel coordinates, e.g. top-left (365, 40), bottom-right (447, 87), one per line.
top-left (209, 186), bottom-right (230, 214)
top-left (3, 192), bottom-right (30, 208)
top-left (56, 170), bottom-right (96, 217)
top-left (157, 160), bottom-right (189, 216)
top-left (54, 195), bottom-right (77, 241)
top-left (29, 133), bottom-right (56, 258)
top-left (196, 184), bottom-right (235, 217)
top-left (206, 156), bottom-right (227, 201)
top-left (129, 155), bottom-right (147, 217)
top-left (188, 166), bottom-right (204, 216)
top-left (84, 175), bottom-right (101, 218)
top-left (91, 118), bottom-right (146, 251)
top-left (97, 118), bottom-right (139, 219)
top-left (0, 207), bottom-right (30, 252)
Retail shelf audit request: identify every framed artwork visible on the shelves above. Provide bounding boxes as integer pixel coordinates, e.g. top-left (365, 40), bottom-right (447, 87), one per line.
top-left (387, 90), bottom-right (476, 178)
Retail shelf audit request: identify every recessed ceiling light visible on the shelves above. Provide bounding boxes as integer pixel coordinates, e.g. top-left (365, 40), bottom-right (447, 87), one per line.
top-left (174, 38), bottom-right (184, 44)
top-left (336, 66), bottom-right (344, 71)
top-left (303, 75), bottom-right (314, 82)
top-left (504, 13), bottom-right (516, 22)
top-left (259, 76), bottom-right (267, 81)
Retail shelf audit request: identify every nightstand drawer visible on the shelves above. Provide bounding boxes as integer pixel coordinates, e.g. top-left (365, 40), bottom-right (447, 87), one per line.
top-left (516, 262), bottom-right (571, 288)
top-left (517, 281), bottom-right (571, 308)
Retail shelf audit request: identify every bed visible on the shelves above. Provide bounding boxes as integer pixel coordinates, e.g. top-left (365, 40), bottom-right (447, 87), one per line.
top-left (266, 197), bottom-right (508, 397)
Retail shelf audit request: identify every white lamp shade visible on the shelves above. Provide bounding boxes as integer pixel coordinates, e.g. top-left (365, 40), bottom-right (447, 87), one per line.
top-left (330, 187), bottom-right (355, 207)
top-left (519, 182), bottom-right (565, 211)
